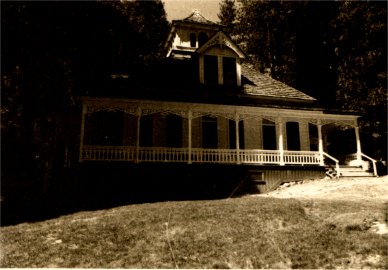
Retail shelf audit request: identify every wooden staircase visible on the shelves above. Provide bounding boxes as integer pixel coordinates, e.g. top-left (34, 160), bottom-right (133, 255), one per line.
top-left (326, 165), bottom-right (374, 178)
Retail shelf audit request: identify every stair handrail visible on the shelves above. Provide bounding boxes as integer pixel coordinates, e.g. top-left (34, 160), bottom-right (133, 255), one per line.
top-left (322, 152), bottom-right (340, 178)
top-left (360, 153), bottom-right (378, 177)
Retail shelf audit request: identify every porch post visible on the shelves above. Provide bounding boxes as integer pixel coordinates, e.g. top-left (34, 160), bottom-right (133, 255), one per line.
top-left (135, 107), bottom-right (142, 163)
top-left (199, 55), bottom-right (205, 84)
top-left (236, 58), bottom-right (242, 86)
top-left (79, 102), bottom-right (87, 162)
top-left (218, 56), bottom-right (224, 85)
top-left (355, 126), bottom-right (362, 161)
top-left (317, 119), bottom-right (324, 166)
top-left (277, 118), bottom-right (285, 165)
top-left (235, 113), bottom-right (241, 164)
top-left (188, 110), bottom-right (192, 164)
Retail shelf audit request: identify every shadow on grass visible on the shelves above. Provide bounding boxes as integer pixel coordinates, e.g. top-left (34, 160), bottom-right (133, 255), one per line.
top-left (1, 163), bottom-right (257, 226)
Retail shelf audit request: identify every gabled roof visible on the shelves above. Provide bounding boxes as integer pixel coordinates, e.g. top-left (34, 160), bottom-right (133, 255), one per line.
top-left (196, 31), bottom-right (246, 59)
top-left (241, 63), bottom-right (316, 101)
top-left (173, 9), bottom-right (220, 26)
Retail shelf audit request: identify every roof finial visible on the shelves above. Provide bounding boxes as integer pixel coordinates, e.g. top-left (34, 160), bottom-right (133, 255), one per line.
top-left (192, 9), bottom-right (201, 14)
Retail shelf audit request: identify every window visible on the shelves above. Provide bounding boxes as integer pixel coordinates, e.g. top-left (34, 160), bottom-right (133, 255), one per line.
top-left (204, 55), bottom-right (218, 84)
top-left (308, 123), bottom-right (318, 151)
top-left (202, 116), bottom-right (218, 149)
top-left (223, 57), bottom-right (237, 86)
top-left (85, 111), bottom-right (123, 146)
top-left (140, 115), bottom-right (153, 147)
top-left (190, 33), bottom-right (196, 47)
top-left (198, 32), bottom-right (208, 47)
top-left (286, 122), bottom-right (301, 150)
top-left (262, 119), bottom-right (276, 150)
top-left (166, 115), bottom-right (183, 148)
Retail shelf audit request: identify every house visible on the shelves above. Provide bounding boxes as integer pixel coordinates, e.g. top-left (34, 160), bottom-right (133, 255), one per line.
top-left (78, 10), bottom-right (377, 195)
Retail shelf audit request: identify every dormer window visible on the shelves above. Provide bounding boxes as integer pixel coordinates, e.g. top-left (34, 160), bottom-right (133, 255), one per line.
top-left (190, 33), bottom-right (196, 47)
top-left (197, 32), bottom-right (245, 87)
top-left (198, 32), bottom-right (208, 47)
top-left (204, 55), bottom-right (218, 84)
top-left (223, 57), bottom-right (237, 86)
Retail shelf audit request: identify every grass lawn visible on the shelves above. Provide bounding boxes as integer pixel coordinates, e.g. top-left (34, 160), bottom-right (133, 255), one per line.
top-left (1, 195), bottom-right (387, 269)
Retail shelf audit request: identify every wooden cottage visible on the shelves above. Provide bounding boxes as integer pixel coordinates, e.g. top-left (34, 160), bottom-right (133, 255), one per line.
top-left (78, 11), bottom-right (377, 194)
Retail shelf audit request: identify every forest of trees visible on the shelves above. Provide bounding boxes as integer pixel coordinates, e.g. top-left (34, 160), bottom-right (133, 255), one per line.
top-left (1, 0), bottom-right (386, 207)
top-left (1, 0), bottom-right (170, 201)
top-left (219, 0), bottom-right (387, 160)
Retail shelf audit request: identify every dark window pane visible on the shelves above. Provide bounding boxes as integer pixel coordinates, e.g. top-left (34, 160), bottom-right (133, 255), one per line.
top-left (85, 112), bottom-right (123, 146)
top-left (263, 120), bottom-right (276, 150)
top-left (190, 33), bottom-right (196, 47)
top-left (204, 55), bottom-right (218, 84)
top-left (198, 32), bottom-right (208, 47)
top-left (286, 122), bottom-right (300, 150)
top-left (309, 123), bottom-right (318, 151)
top-left (202, 116), bottom-right (217, 148)
top-left (166, 115), bottom-right (182, 148)
top-left (223, 57), bottom-right (237, 86)
top-left (140, 115), bottom-right (153, 147)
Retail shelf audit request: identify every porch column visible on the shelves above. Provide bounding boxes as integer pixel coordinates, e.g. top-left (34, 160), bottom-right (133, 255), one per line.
top-left (199, 55), bottom-right (204, 84)
top-left (188, 110), bottom-right (192, 164)
top-left (235, 113), bottom-right (241, 164)
top-left (355, 126), bottom-right (362, 161)
top-left (277, 118), bottom-right (285, 165)
top-left (218, 56), bottom-right (224, 85)
top-left (317, 119), bottom-right (324, 166)
top-left (79, 102), bottom-right (87, 162)
top-left (135, 107), bottom-right (142, 163)
top-left (236, 58), bottom-right (242, 86)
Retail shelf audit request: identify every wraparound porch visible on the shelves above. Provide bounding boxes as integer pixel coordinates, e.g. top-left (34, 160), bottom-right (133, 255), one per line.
top-left (79, 97), bottom-right (378, 177)
top-left (81, 147), bottom-right (322, 165)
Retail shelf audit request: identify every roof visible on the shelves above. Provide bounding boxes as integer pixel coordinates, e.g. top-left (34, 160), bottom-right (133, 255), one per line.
top-left (241, 63), bottom-right (316, 101)
top-left (98, 59), bottom-right (318, 111)
top-left (196, 31), bottom-right (246, 59)
top-left (173, 9), bottom-right (219, 26)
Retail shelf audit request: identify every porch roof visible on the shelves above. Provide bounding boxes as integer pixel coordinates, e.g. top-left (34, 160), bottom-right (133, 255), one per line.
top-left (82, 96), bottom-right (360, 127)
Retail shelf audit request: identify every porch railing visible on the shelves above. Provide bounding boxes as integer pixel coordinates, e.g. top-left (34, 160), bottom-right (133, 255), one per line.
top-left (344, 153), bottom-right (378, 177)
top-left (322, 152), bottom-right (340, 178)
top-left (81, 145), bottom-right (322, 166)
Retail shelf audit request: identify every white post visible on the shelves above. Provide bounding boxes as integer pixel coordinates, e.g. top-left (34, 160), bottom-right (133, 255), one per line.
top-left (317, 119), bottom-right (324, 166)
top-left (355, 126), bottom-right (362, 161)
top-left (235, 113), bottom-right (240, 164)
top-left (135, 107), bottom-right (142, 163)
top-left (236, 58), bottom-right (241, 86)
top-left (277, 118), bottom-right (285, 165)
top-left (188, 110), bottom-right (192, 164)
top-left (79, 102), bottom-right (87, 162)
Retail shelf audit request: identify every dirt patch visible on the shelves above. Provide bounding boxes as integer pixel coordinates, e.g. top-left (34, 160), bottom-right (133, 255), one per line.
top-left (260, 175), bottom-right (388, 202)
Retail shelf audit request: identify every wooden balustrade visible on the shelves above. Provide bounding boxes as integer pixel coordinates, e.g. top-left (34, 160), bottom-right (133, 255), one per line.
top-left (82, 145), bottom-right (322, 166)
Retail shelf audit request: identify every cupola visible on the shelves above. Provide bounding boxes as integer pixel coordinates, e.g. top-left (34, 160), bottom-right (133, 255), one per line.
top-left (164, 10), bottom-right (246, 86)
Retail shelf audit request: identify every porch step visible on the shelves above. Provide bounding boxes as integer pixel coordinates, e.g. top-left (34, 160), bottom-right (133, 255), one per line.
top-left (326, 165), bottom-right (374, 178)
top-left (339, 166), bottom-right (374, 177)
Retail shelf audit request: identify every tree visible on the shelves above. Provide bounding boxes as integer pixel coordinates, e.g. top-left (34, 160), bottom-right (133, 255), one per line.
top-left (1, 0), bottom-right (170, 200)
top-left (331, 1), bottom-right (387, 159)
top-left (235, 0), bottom-right (301, 86)
top-left (232, 0), bottom-right (386, 159)
top-left (218, 0), bottom-right (236, 32)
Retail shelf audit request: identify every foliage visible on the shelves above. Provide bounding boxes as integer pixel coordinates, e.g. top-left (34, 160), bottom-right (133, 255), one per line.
top-left (231, 0), bottom-right (387, 159)
top-left (1, 196), bottom-right (386, 268)
top-left (1, 0), bottom-right (170, 196)
top-left (332, 1), bottom-right (387, 158)
top-left (218, 0), bottom-right (236, 32)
